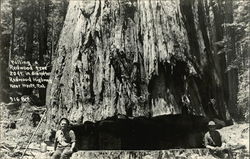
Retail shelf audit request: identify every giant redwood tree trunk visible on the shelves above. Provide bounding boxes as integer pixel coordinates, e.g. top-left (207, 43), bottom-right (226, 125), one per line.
top-left (46, 0), bottom-right (231, 128)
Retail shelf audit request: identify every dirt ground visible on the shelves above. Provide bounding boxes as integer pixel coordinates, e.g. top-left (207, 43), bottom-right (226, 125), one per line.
top-left (0, 103), bottom-right (249, 159)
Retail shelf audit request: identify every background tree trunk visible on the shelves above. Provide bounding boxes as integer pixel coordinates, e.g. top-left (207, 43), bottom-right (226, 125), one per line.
top-left (224, 0), bottom-right (239, 120)
top-left (10, 0), bottom-right (16, 67)
top-left (25, 2), bottom-right (34, 64)
top-left (38, 0), bottom-right (49, 105)
top-left (46, 0), bottom-right (232, 128)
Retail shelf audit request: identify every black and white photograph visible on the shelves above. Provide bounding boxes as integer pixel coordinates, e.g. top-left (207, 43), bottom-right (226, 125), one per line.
top-left (0, 0), bottom-right (249, 158)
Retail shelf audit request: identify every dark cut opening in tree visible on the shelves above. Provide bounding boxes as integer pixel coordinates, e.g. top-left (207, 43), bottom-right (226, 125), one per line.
top-left (71, 114), bottom-right (208, 150)
top-left (148, 60), bottom-right (189, 116)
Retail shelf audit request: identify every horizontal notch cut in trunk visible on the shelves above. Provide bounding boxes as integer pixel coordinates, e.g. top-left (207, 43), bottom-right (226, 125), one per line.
top-left (71, 114), bottom-right (208, 150)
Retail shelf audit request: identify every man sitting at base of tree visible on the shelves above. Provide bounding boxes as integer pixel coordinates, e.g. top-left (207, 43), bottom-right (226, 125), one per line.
top-left (51, 118), bottom-right (76, 159)
top-left (203, 121), bottom-right (233, 158)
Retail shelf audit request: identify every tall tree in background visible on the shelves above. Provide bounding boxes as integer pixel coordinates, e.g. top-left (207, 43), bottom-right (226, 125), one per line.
top-left (37, 0), bottom-right (49, 104)
top-left (224, 0), bottom-right (239, 120)
top-left (24, 0), bottom-right (35, 63)
top-left (9, 0), bottom-right (16, 66)
top-left (38, 0), bottom-right (48, 65)
top-left (208, 0), bottom-right (248, 121)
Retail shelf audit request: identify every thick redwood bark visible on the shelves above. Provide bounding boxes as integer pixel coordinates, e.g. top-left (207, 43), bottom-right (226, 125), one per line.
top-left (46, 0), bottom-right (231, 128)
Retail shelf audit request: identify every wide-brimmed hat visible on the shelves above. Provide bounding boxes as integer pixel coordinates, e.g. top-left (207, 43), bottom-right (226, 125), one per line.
top-left (208, 121), bottom-right (216, 126)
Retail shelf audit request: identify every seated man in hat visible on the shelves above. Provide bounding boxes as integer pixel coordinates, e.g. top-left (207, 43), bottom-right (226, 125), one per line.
top-left (203, 121), bottom-right (232, 158)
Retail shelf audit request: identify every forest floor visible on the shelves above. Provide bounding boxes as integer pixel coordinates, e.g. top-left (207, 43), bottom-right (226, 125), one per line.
top-left (0, 103), bottom-right (249, 159)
